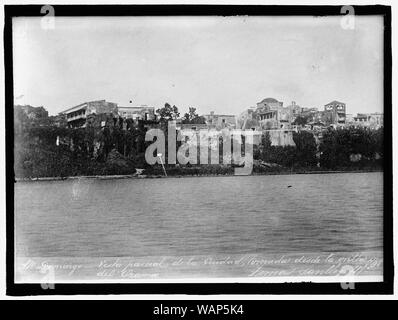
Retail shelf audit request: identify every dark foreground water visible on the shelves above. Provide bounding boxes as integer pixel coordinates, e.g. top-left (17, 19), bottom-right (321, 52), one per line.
top-left (15, 172), bottom-right (383, 258)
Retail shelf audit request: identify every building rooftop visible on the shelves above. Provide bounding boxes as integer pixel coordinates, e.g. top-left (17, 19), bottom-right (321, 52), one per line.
top-left (258, 97), bottom-right (279, 104)
top-left (325, 100), bottom-right (345, 106)
top-left (60, 100), bottom-right (112, 114)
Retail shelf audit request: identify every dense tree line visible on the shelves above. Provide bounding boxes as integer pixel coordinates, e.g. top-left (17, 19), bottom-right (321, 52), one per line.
top-left (254, 127), bottom-right (383, 170)
top-left (14, 105), bottom-right (146, 178)
top-left (254, 131), bottom-right (317, 168)
top-left (319, 126), bottom-right (383, 169)
top-left (14, 105), bottom-right (383, 178)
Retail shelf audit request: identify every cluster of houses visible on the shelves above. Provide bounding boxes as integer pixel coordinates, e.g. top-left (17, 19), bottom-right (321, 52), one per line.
top-left (59, 100), bottom-right (238, 131)
top-left (57, 98), bottom-right (384, 147)
top-left (237, 98), bottom-right (383, 130)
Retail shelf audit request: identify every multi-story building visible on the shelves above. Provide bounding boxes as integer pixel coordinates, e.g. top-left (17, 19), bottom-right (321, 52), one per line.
top-left (324, 100), bottom-right (346, 125)
top-left (256, 97), bottom-right (292, 130)
top-left (118, 105), bottom-right (156, 121)
top-left (203, 111), bottom-right (236, 130)
top-left (353, 113), bottom-right (383, 128)
top-left (237, 98), bottom-right (295, 146)
top-left (60, 100), bottom-right (118, 128)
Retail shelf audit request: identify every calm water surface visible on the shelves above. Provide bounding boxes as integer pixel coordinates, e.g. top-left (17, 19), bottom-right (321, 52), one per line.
top-left (15, 172), bottom-right (383, 257)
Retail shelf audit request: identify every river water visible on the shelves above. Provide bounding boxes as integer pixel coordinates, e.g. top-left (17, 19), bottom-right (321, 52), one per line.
top-left (15, 172), bottom-right (383, 259)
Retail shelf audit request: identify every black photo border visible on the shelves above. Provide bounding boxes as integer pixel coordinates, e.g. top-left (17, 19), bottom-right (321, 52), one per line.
top-left (4, 4), bottom-right (393, 296)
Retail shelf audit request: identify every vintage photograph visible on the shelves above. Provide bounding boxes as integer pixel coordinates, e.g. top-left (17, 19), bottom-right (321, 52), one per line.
top-left (8, 6), bottom-right (390, 291)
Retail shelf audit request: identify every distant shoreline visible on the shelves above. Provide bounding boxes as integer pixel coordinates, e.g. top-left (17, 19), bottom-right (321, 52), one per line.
top-left (14, 169), bottom-right (383, 182)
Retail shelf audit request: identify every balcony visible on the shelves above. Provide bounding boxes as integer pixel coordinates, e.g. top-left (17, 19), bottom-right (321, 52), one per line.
top-left (67, 114), bottom-right (86, 122)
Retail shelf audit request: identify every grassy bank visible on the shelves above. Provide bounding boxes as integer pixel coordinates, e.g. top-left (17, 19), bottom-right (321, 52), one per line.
top-left (15, 166), bottom-right (383, 182)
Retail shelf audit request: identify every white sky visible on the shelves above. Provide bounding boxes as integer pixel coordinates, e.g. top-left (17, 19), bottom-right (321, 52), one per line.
top-left (12, 15), bottom-right (384, 116)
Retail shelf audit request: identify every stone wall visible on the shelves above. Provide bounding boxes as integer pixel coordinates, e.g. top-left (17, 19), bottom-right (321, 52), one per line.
top-left (269, 130), bottom-right (296, 147)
